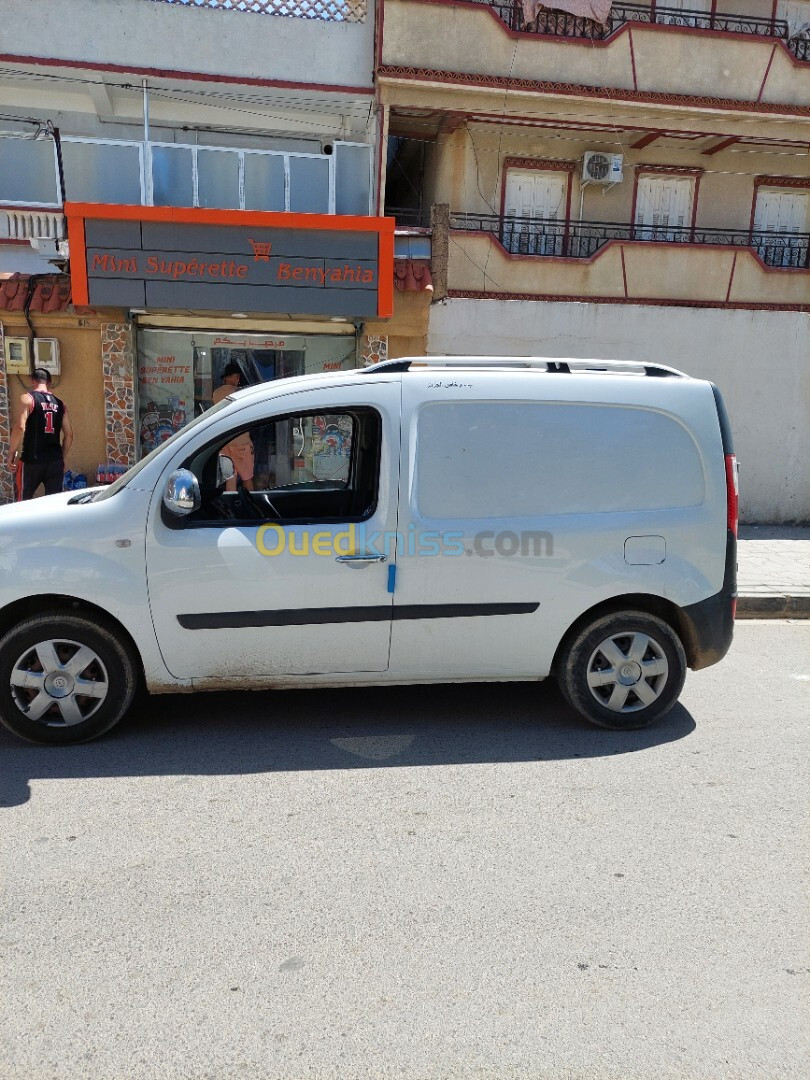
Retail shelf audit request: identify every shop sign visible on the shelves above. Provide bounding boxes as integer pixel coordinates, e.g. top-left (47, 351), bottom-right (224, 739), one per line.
top-left (66, 205), bottom-right (395, 319)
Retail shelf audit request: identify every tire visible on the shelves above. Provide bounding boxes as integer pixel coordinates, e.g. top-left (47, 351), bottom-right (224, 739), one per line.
top-left (558, 610), bottom-right (687, 730)
top-left (0, 611), bottom-right (139, 745)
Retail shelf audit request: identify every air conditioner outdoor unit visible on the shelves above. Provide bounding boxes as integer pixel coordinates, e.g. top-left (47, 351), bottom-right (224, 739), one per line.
top-left (33, 338), bottom-right (61, 375)
top-left (582, 152), bottom-right (624, 184)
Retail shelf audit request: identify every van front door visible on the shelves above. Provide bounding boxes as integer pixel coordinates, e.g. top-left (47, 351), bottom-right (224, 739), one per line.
top-left (146, 382), bottom-right (400, 681)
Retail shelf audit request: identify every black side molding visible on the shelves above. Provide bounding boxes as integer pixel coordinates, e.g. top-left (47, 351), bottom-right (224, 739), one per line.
top-left (178, 602), bottom-right (539, 631)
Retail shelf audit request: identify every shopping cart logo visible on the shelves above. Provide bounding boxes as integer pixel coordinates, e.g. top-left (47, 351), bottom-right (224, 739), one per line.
top-left (248, 239), bottom-right (272, 261)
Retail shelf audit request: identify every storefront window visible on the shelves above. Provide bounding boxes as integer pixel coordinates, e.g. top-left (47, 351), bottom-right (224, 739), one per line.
top-left (136, 329), bottom-right (358, 459)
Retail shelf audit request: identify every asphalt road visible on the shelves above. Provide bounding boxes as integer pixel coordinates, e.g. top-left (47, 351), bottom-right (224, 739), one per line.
top-left (1, 621), bottom-right (808, 1080)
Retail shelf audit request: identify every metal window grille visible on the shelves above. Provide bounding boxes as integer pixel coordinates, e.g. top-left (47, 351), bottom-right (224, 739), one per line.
top-left (144, 0), bottom-right (367, 23)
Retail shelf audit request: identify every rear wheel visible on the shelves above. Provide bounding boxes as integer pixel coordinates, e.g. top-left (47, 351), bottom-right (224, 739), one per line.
top-left (558, 610), bottom-right (686, 730)
top-left (0, 611), bottom-right (138, 745)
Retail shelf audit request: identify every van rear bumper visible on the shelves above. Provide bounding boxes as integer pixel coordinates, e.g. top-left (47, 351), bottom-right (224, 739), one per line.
top-left (680, 532), bottom-right (736, 670)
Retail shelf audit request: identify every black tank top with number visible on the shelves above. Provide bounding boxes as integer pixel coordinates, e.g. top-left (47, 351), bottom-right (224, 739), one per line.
top-left (21, 390), bottom-right (65, 463)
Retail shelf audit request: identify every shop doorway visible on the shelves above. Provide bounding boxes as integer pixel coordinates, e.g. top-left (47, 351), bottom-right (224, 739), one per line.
top-left (136, 329), bottom-right (357, 459)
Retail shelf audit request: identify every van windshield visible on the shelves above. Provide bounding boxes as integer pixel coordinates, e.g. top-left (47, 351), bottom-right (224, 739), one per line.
top-left (93, 400), bottom-right (231, 502)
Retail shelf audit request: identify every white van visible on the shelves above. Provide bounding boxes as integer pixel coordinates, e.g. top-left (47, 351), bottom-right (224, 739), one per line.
top-left (0, 357), bottom-right (737, 744)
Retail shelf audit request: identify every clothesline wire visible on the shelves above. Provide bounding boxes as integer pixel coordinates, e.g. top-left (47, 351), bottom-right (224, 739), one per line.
top-left (2, 65), bottom-right (810, 133)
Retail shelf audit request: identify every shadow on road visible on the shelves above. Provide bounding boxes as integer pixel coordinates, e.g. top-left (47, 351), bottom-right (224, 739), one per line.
top-left (0, 680), bottom-right (696, 807)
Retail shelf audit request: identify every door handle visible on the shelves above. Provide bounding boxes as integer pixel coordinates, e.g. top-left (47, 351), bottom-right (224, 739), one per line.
top-left (335, 553), bottom-right (387, 564)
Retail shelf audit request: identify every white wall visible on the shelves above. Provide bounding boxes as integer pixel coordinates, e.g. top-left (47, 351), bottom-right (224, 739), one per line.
top-left (0, 0), bottom-right (375, 89)
top-left (428, 299), bottom-right (810, 524)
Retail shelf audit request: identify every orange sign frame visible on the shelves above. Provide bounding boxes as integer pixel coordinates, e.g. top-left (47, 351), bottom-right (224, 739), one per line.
top-left (65, 203), bottom-right (395, 319)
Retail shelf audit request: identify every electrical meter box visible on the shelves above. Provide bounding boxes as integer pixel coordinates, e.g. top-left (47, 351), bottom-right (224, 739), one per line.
top-left (3, 336), bottom-right (31, 376)
top-left (33, 338), bottom-right (61, 376)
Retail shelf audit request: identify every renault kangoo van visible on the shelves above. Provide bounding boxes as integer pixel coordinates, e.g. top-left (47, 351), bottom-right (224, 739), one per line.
top-left (0, 357), bottom-right (737, 744)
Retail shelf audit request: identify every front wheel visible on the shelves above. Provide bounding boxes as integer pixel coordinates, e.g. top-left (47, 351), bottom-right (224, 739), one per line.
top-left (558, 610), bottom-right (687, 730)
top-left (0, 611), bottom-right (138, 745)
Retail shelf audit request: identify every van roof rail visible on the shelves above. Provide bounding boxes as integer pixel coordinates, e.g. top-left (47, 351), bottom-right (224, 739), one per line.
top-left (359, 357), bottom-right (687, 378)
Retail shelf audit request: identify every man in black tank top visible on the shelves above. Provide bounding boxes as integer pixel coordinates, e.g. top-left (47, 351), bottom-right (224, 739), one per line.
top-left (7, 368), bottom-right (73, 500)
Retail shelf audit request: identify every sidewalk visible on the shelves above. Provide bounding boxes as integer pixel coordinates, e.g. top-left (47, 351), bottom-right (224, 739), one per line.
top-left (737, 525), bottom-right (810, 618)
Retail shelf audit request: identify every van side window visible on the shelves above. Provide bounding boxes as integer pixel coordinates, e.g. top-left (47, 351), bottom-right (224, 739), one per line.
top-left (415, 402), bottom-right (705, 518)
top-left (186, 407), bottom-right (381, 525)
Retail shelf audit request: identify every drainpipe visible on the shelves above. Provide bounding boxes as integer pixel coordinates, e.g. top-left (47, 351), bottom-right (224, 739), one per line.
top-left (142, 79), bottom-right (151, 205)
top-left (142, 79), bottom-right (150, 144)
top-left (52, 125), bottom-right (67, 241)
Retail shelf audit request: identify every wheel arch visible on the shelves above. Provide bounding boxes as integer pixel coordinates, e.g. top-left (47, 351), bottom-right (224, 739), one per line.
top-left (0, 594), bottom-right (146, 684)
top-left (551, 593), bottom-right (698, 675)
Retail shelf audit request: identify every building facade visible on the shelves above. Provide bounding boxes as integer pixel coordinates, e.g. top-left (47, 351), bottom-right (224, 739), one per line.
top-left (0, 0), bottom-right (434, 501)
top-left (378, 0), bottom-right (810, 522)
top-left (2, 0), bottom-right (807, 519)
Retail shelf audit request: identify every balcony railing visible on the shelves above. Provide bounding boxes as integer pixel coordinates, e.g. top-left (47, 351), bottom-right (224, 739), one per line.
top-left (473, 2), bottom-right (810, 61)
top-left (450, 211), bottom-right (810, 268)
top-left (0, 134), bottom-right (373, 216)
top-left (387, 206), bottom-right (433, 229)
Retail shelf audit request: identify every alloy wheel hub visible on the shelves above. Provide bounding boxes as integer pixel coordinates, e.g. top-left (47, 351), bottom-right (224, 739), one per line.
top-left (44, 671), bottom-right (76, 698)
top-left (586, 631), bottom-right (669, 713)
top-left (618, 662), bottom-right (642, 685)
top-left (10, 638), bottom-right (109, 727)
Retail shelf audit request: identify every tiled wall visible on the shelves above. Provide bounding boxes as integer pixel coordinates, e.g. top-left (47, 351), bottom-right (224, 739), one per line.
top-left (360, 333), bottom-right (389, 366)
top-left (0, 322), bottom-right (12, 503)
top-left (101, 323), bottom-right (137, 466)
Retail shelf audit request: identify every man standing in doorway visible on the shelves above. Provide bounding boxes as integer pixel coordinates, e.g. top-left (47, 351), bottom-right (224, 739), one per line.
top-left (213, 362), bottom-right (254, 492)
top-left (7, 368), bottom-right (73, 500)
top-left (212, 361), bottom-right (242, 406)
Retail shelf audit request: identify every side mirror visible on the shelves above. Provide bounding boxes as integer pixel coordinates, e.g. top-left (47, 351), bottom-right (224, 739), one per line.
top-left (163, 469), bottom-right (201, 517)
top-left (217, 454), bottom-right (235, 486)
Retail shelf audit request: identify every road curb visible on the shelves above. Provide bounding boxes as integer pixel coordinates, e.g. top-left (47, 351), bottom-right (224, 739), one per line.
top-left (736, 594), bottom-right (810, 619)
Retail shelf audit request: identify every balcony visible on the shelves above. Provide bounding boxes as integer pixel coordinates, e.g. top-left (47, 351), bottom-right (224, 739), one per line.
top-left (478, 1), bottom-right (809, 62)
top-left (0, 134), bottom-right (373, 216)
top-left (0, 2), bottom-right (375, 95)
top-left (450, 211), bottom-right (810, 268)
top-left (380, 0), bottom-right (810, 110)
top-left (446, 212), bottom-right (810, 306)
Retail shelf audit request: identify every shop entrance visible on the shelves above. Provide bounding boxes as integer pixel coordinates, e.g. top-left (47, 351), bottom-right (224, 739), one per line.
top-left (136, 328), bottom-right (358, 460)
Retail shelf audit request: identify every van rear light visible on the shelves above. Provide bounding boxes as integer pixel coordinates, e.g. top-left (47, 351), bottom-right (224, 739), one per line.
top-left (725, 454), bottom-right (739, 537)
